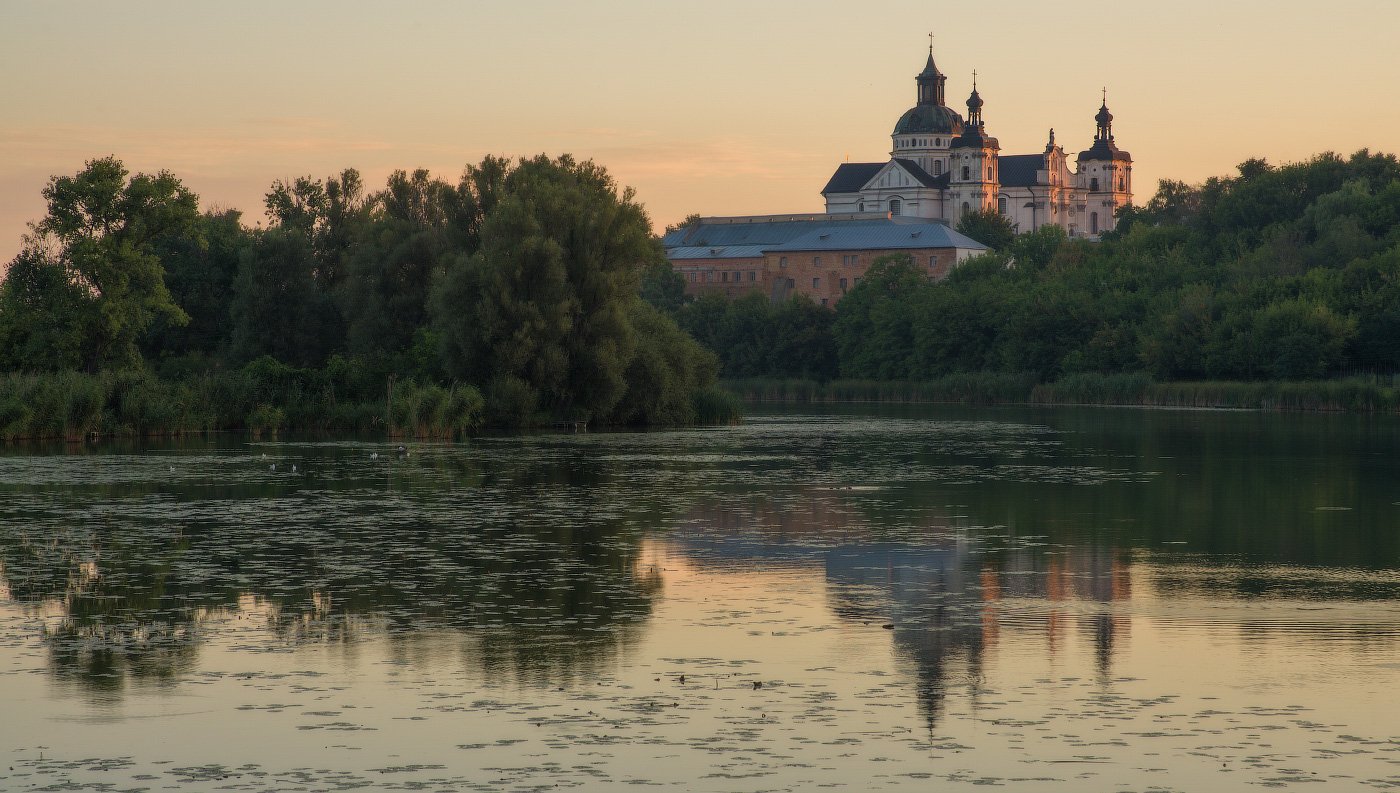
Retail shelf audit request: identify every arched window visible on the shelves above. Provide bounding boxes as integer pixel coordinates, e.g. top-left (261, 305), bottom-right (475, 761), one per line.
top-left (987, 167), bottom-right (994, 180)
top-left (933, 161), bottom-right (942, 176)
top-left (1118, 178), bottom-right (1125, 191)
top-left (998, 197), bottom-right (1007, 214)
top-left (1090, 177), bottom-right (1100, 191)
top-left (961, 201), bottom-right (971, 216)
top-left (961, 166), bottom-right (970, 180)
top-left (858, 202), bottom-right (864, 212)
top-left (1091, 212), bottom-right (1099, 234)
top-left (889, 198), bottom-right (902, 216)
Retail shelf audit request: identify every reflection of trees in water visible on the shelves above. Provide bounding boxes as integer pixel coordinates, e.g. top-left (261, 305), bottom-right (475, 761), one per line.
top-left (0, 448), bottom-right (669, 695)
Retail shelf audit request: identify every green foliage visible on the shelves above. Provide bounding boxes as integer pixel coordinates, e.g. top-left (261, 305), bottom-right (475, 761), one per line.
top-left (607, 301), bottom-right (721, 425)
top-left (0, 157), bottom-right (199, 372)
top-left (955, 207), bottom-right (1016, 250)
top-left (639, 260), bottom-right (687, 315)
top-left (676, 293), bottom-right (838, 382)
top-left (432, 154), bottom-right (714, 426)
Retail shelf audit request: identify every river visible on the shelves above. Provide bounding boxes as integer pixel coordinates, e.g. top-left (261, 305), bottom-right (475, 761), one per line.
top-left (1, 405), bottom-right (1397, 791)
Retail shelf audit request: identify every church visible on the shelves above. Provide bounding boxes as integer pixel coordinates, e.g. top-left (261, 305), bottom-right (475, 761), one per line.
top-left (821, 45), bottom-right (1133, 238)
top-left (663, 44), bottom-right (1134, 305)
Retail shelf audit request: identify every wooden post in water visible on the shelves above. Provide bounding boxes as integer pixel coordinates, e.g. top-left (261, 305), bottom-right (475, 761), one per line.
top-left (386, 375), bottom-right (395, 438)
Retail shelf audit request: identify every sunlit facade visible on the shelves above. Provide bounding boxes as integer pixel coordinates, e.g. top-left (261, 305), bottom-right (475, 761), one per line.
top-left (822, 47), bottom-right (1134, 238)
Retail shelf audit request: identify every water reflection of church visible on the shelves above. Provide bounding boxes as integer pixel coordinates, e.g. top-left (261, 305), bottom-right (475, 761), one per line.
top-left (671, 494), bottom-right (1132, 729)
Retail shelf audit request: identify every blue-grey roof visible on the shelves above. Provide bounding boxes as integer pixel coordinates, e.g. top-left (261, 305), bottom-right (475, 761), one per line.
top-left (766, 223), bottom-right (988, 253)
top-left (666, 245), bottom-right (767, 260)
top-left (662, 216), bottom-right (893, 248)
top-left (998, 154), bottom-right (1043, 187)
top-left (820, 162), bottom-right (885, 195)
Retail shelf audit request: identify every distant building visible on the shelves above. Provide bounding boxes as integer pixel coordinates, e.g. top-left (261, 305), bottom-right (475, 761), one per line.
top-left (823, 45), bottom-right (1133, 237)
top-left (661, 213), bottom-right (987, 305)
top-left (662, 43), bottom-right (1130, 303)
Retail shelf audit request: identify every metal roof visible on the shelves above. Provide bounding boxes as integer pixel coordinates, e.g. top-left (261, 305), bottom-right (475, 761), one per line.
top-left (820, 162), bottom-right (886, 195)
top-left (765, 223), bottom-right (988, 253)
top-left (662, 216), bottom-right (892, 248)
top-left (997, 154), bottom-right (1044, 187)
top-left (666, 245), bottom-right (768, 260)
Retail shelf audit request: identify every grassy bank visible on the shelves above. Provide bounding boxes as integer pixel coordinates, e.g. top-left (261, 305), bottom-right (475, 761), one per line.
top-left (0, 360), bottom-right (485, 442)
top-left (1, 359), bottom-right (743, 443)
top-left (722, 373), bottom-right (1400, 413)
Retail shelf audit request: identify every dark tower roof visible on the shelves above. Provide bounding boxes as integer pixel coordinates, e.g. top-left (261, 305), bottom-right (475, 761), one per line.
top-left (1078, 96), bottom-right (1131, 163)
top-left (896, 47), bottom-right (964, 135)
top-left (951, 75), bottom-right (998, 151)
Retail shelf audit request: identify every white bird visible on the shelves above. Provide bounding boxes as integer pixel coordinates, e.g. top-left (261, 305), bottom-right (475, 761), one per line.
top-left (370, 452), bottom-right (379, 460)
top-left (168, 465), bottom-right (175, 473)
top-left (260, 453), bottom-right (267, 460)
top-left (269, 463), bottom-right (276, 472)
top-left (291, 464), bottom-right (298, 473)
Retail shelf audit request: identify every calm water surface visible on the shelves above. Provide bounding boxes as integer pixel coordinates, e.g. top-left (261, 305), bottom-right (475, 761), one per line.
top-left (1, 405), bottom-right (1398, 791)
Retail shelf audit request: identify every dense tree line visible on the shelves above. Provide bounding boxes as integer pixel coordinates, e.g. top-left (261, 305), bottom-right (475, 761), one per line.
top-left (664, 150), bottom-right (1400, 384)
top-left (0, 155), bottom-right (735, 436)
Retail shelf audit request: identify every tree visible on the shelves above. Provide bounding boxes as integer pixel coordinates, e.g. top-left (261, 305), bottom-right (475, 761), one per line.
top-left (639, 260), bottom-right (686, 315)
top-left (955, 208), bottom-right (1016, 250)
top-left (431, 155), bottom-right (675, 422)
top-left (0, 157), bottom-right (200, 372)
top-left (832, 254), bottom-right (927, 379)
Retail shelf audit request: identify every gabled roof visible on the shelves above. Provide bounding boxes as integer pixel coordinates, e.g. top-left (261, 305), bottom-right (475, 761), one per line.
top-left (998, 154), bottom-right (1044, 187)
top-left (821, 162), bottom-right (885, 195)
top-left (891, 158), bottom-right (949, 188)
top-left (766, 222), bottom-right (988, 254)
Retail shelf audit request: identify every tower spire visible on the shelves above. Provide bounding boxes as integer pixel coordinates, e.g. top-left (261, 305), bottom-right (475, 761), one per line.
top-left (1095, 90), bottom-right (1114, 142)
top-left (916, 39), bottom-right (947, 106)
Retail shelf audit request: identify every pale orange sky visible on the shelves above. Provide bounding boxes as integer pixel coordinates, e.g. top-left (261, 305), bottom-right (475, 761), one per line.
top-left (4, 0), bottom-right (1400, 258)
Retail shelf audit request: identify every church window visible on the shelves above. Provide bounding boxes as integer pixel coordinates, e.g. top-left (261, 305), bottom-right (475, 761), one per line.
top-left (1118, 178), bottom-right (1125, 191)
top-left (987, 167), bottom-right (993, 180)
top-left (998, 197), bottom-right (1007, 214)
top-left (889, 198), bottom-right (902, 215)
top-left (961, 166), bottom-right (970, 180)
top-left (934, 161), bottom-right (942, 176)
top-left (1090, 177), bottom-right (1099, 191)
top-left (961, 201), bottom-right (971, 216)
top-left (859, 202), bottom-right (864, 211)
top-left (1091, 212), bottom-right (1100, 234)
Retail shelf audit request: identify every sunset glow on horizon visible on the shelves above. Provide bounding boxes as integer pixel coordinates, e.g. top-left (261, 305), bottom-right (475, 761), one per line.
top-left (4, 0), bottom-right (1400, 256)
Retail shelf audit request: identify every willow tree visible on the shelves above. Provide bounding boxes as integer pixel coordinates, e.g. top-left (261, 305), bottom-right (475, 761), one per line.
top-left (432, 155), bottom-right (677, 423)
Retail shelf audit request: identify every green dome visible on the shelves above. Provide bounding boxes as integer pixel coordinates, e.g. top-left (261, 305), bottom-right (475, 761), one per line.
top-left (893, 104), bottom-right (965, 136)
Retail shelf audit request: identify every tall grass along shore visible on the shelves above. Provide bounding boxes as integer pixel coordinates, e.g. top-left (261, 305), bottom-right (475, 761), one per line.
top-left (722, 373), bottom-right (1400, 413)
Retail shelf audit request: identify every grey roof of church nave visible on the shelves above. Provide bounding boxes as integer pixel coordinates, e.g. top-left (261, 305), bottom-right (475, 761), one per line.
top-left (820, 163), bottom-right (886, 195)
top-left (997, 154), bottom-right (1045, 187)
top-left (821, 159), bottom-right (949, 195)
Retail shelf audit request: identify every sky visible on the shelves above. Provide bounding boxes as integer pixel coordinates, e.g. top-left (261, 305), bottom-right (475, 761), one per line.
top-left (3, 0), bottom-right (1400, 258)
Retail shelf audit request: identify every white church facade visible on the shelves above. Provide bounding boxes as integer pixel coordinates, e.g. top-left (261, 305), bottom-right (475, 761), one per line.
top-left (821, 47), bottom-right (1133, 238)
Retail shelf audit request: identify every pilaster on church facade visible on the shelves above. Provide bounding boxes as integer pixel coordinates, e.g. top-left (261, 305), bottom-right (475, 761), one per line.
top-left (821, 46), bottom-right (1133, 239)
